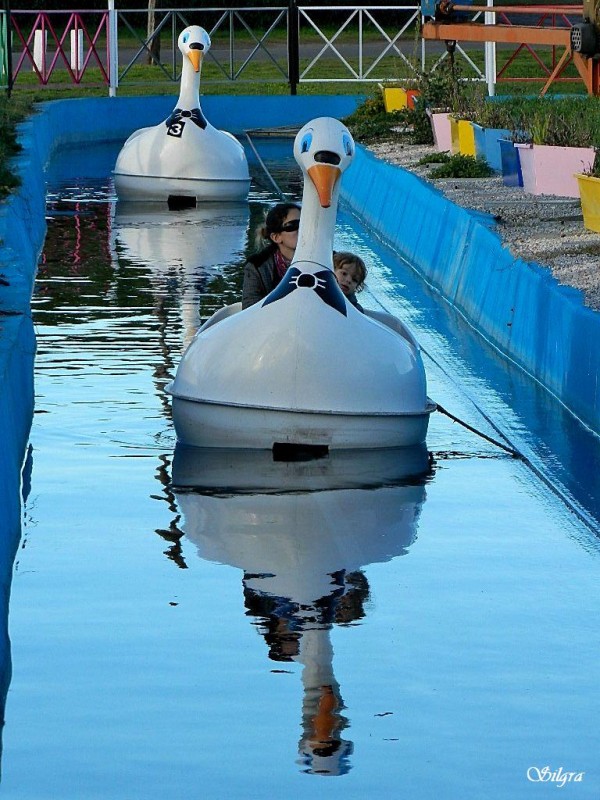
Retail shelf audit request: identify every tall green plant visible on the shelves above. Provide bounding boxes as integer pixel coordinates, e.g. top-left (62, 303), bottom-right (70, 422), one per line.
top-left (416, 59), bottom-right (470, 114)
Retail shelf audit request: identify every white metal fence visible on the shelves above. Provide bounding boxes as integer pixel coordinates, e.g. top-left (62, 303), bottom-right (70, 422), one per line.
top-left (2, 3), bottom-right (495, 94)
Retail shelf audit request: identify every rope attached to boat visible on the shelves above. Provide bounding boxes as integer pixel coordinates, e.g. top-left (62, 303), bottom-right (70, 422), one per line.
top-left (244, 130), bottom-right (290, 202)
top-left (435, 402), bottom-right (521, 458)
top-left (429, 365), bottom-right (600, 536)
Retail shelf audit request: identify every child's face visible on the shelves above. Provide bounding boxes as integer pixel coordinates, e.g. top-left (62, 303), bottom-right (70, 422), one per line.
top-left (335, 263), bottom-right (360, 296)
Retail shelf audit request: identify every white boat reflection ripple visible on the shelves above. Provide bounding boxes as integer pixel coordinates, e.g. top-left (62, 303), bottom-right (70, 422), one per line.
top-left (172, 445), bottom-right (432, 776)
top-left (110, 202), bottom-right (249, 343)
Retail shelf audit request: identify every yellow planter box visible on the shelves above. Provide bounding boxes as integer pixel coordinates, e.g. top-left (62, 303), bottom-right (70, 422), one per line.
top-left (576, 173), bottom-right (600, 233)
top-left (383, 87), bottom-right (407, 112)
top-left (449, 116), bottom-right (460, 154)
top-left (457, 120), bottom-right (476, 156)
top-left (450, 118), bottom-right (476, 156)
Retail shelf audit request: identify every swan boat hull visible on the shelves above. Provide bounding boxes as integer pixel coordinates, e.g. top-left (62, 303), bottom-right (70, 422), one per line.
top-left (168, 393), bottom-right (435, 450)
top-left (166, 302), bottom-right (435, 450)
top-left (113, 172), bottom-right (251, 203)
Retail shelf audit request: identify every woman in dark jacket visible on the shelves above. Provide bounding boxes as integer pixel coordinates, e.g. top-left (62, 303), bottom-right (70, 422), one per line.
top-left (242, 202), bottom-right (301, 309)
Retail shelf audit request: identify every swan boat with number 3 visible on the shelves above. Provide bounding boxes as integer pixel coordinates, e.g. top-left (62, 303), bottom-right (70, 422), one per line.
top-left (113, 25), bottom-right (250, 204)
top-left (167, 117), bottom-right (435, 449)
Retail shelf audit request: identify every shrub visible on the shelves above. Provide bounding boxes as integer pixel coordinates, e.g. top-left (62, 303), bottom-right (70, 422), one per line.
top-left (0, 96), bottom-right (33, 199)
top-left (426, 153), bottom-right (494, 178)
top-left (343, 91), bottom-right (411, 144)
top-left (418, 152), bottom-right (452, 165)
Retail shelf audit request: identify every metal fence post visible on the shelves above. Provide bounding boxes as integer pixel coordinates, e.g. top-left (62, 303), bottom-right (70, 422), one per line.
top-left (2, 0), bottom-right (12, 96)
top-left (484, 0), bottom-right (496, 96)
top-left (108, 0), bottom-right (118, 97)
top-left (288, 0), bottom-right (299, 95)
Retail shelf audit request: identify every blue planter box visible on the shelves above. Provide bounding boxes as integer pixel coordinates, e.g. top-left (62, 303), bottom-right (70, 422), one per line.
top-left (473, 123), bottom-right (486, 162)
top-left (473, 125), bottom-right (513, 173)
top-left (483, 127), bottom-right (512, 172)
top-left (499, 138), bottom-right (523, 187)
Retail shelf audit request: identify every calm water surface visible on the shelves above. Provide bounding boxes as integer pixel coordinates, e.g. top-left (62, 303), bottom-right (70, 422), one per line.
top-left (1, 140), bottom-right (599, 799)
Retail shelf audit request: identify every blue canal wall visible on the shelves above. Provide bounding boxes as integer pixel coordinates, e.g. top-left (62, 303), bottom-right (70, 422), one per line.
top-left (0, 113), bottom-right (44, 547)
top-left (342, 147), bottom-right (600, 434)
top-left (2, 93), bottom-right (600, 549)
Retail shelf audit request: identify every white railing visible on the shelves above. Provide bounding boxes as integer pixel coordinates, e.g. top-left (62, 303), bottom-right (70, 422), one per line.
top-left (3, 4), bottom-right (499, 94)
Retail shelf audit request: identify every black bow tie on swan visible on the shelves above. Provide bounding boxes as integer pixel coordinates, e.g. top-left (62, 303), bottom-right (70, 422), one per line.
top-left (262, 267), bottom-right (347, 316)
top-left (166, 108), bottom-right (207, 136)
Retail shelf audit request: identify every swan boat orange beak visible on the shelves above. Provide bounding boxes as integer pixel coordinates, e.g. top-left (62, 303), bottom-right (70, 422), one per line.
top-left (307, 164), bottom-right (341, 209)
top-left (187, 48), bottom-right (203, 73)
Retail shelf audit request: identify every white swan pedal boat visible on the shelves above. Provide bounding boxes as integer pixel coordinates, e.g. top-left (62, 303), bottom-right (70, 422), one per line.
top-left (113, 25), bottom-right (250, 204)
top-left (166, 117), bottom-right (435, 450)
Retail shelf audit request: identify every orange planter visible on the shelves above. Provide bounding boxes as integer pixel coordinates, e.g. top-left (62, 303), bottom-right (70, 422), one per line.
top-left (382, 87), bottom-right (421, 112)
top-left (406, 89), bottom-right (420, 109)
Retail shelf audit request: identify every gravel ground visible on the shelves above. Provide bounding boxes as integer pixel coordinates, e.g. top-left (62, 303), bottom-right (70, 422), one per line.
top-left (368, 141), bottom-right (600, 311)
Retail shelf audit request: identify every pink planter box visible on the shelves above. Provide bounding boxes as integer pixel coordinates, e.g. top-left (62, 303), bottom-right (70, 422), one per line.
top-left (431, 112), bottom-right (451, 152)
top-left (514, 143), bottom-right (595, 198)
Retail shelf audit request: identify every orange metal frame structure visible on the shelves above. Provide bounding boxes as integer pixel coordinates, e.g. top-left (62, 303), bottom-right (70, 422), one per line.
top-left (421, 4), bottom-right (600, 95)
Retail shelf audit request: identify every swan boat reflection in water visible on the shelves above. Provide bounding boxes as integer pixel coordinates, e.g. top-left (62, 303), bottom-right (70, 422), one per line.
top-left (110, 202), bottom-right (249, 345)
top-left (113, 25), bottom-right (250, 204)
top-left (171, 445), bottom-right (432, 775)
top-left (167, 117), bottom-right (435, 450)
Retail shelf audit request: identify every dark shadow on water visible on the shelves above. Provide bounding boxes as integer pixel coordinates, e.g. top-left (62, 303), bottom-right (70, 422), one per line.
top-left (170, 444), bottom-right (433, 776)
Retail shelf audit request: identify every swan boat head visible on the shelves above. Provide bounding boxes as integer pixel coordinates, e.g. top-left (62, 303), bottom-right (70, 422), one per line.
top-left (175, 25), bottom-right (211, 110)
top-left (291, 117), bottom-right (355, 274)
top-left (113, 24), bottom-right (249, 202)
top-left (295, 116), bottom-right (354, 209)
top-left (168, 116), bottom-right (432, 449)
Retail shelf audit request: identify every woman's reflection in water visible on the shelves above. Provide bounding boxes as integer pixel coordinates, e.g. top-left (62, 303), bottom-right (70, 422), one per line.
top-left (171, 444), bottom-right (433, 778)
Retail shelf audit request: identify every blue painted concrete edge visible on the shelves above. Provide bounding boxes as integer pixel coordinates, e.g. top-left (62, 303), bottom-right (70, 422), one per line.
top-left (33, 94), bottom-right (366, 152)
top-left (0, 112), bottom-right (44, 546)
top-left (341, 146), bottom-right (600, 432)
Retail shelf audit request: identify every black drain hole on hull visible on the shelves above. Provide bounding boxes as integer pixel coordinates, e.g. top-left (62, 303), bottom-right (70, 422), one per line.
top-left (168, 195), bottom-right (197, 210)
top-left (272, 443), bottom-right (329, 462)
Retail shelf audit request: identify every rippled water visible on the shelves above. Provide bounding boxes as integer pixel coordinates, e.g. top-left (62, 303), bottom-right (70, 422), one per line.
top-left (1, 140), bottom-right (599, 799)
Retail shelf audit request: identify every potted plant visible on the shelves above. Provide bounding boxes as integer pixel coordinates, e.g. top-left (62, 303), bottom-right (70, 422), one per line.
top-left (447, 69), bottom-right (484, 157)
top-left (469, 93), bottom-right (517, 172)
top-left (417, 61), bottom-right (470, 153)
top-left (449, 115), bottom-right (476, 156)
top-left (381, 83), bottom-right (421, 113)
top-left (575, 150), bottom-right (600, 232)
top-left (511, 98), bottom-right (597, 197)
